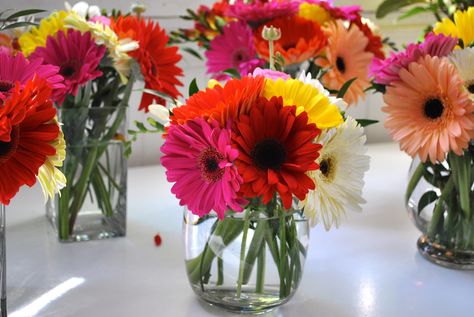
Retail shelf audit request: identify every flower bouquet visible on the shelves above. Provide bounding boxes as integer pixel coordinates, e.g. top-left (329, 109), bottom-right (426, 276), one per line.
top-left (0, 9), bottom-right (67, 314)
top-left (160, 28), bottom-right (371, 311)
top-left (173, 0), bottom-right (385, 106)
top-left (371, 7), bottom-right (474, 268)
top-left (7, 2), bottom-right (184, 241)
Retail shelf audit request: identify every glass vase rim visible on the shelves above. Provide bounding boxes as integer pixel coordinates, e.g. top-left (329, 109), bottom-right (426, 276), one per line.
top-left (184, 208), bottom-right (306, 222)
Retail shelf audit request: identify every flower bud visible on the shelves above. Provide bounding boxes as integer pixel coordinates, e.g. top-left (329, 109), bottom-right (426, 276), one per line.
top-left (261, 26), bottom-right (281, 41)
top-left (131, 3), bottom-right (146, 16)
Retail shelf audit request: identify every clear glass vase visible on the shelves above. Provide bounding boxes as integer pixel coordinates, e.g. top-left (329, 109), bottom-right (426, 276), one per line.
top-left (183, 203), bottom-right (309, 314)
top-left (406, 155), bottom-right (474, 269)
top-left (46, 106), bottom-right (128, 242)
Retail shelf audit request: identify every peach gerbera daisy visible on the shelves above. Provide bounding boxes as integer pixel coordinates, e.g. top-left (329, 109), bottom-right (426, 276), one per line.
top-left (316, 20), bottom-right (373, 105)
top-left (383, 55), bottom-right (474, 164)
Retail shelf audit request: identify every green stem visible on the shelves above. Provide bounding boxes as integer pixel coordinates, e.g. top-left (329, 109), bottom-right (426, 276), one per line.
top-left (269, 40), bottom-right (275, 70)
top-left (405, 163), bottom-right (425, 203)
top-left (428, 175), bottom-right (454, 239)
top-left (256, 243), bottom-right (265, 294)
top-left (279, 210), bottom-right (287, 299)
top-left (242, 219), bottom-right (266, 284)
top-left (450, 153), bottom-right (471, 219)
top-left (91, 168), bottom-right (114, 217)
top-left (216, 257), bottom-right (224, 286)
top-left (236, 210), bottom-right (251, 299)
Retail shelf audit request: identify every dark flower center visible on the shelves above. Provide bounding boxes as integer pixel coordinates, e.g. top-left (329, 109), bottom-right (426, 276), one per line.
top-left (319, 157), bottom-right (336, 181)
top-left (251, 138), bottom-right (287, 170)
top-left (336, 56), bottom-right (346, 73)
top-left (0, 80), bottom-right (14, 93)
top-left (60, 61), bottom-right (79, 78)
top-left (320, 159), bottom-right (329, 176)
top-left (282, 42), bottom-right (296, 51)
top-left (424, 98), bottom-right (444, 119)
top-left (467, 84), bottom-right (474, 94)
top-left (198, 147), bottom-right (224, 183)
top-left (0, 126), bottom-right (20, 164)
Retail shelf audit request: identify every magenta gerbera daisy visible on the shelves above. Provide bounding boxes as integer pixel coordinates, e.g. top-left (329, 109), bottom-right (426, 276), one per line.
top-left (370, 33), bottom-right (457, 85)
top-left (30, 29), bottom-right (106, 103)
top-left (226, 0), bottom-right (299, 26)
top-left (161, 117), bottom-right (247, 219)
top-left (0, 47), bottom-right (65, 102)
top-left (205, 21), bottom-right (264, 80)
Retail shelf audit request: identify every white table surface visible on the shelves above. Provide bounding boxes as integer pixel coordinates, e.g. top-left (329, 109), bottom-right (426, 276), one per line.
top-left (4, 142), bottom-right (474, 317)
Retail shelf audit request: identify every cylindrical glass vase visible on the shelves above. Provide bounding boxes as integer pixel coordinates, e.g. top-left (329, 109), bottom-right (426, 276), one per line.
top-left (183, 205), bottom-right (309, 314)
top-left (47, 106), bottom-right (128, 242)
top-left (406, 155), bottom-right (474, 269)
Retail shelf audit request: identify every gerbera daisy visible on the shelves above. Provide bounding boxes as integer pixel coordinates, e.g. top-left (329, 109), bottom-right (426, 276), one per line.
top-left (205, 21), bottom-right (264, 80)
top-left (111, 16), bottom-right (183, 112)
top-left (316, 20), bottom-right (373, 105)
top-left (298, 0), bottom-right (361, 22)
top-left (18, 11), bottom-right (68, 57)
top-left (298, 1), bottom-right (333, 25)
top-left (352, 17), bottom-right (385, 59)
top-left (161, 117), bottom-right (246, 219)
top-left (38, 122), bottom-right (66, 201)
top-left (30, 29), bottom-right (105, 102)
top-left (171, 76), bottom-right (265, 127)
top-left (371, 33), bottom-right (457, 85)
top-left (383, 55), bottom-right (474, 163)
top-left (227, 0), bottom-right (299, 26)
top-left (255, 16), bottom-right (327, 66)
top-left (262, 77), bottom-right (343, 128)
top-left (301, 117), bottom-right (369, 229)
top-left (297, 70), bottom-right (347, 110)
top-left (434, 7), bottom-right (474, 47)
top-left (64, 11), bottom-right (139, 83)
top-left (232, 96), bottom-right (321, 209)
top-left (0, 77), bottom-right (60, 205)
top-left (449, 47), bottom-right (474, 95)
top-left (0, 48), bottom-right (65, 103)
top-left (252, 67), bottom-right (290, 80)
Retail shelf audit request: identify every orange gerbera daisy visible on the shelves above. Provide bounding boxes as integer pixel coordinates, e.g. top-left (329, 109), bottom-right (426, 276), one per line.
top-left (255, 16), bottom-right (327, 66)
top-left (170, 76), bottom-right (265, 126)
top-left (383, 55), bottom-right (474, 163)
top-left (0, 77), bottom-right (59, 205)
top-left (232, 96), bottom-right (321, 209)
top-left (111, 16), bottom-right (183, 112)
top-left (316, 20), bottom-right (373, 105)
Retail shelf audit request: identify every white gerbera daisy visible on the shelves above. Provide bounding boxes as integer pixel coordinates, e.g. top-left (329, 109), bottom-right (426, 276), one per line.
top-left (297, 70), bottom-right (347, 110)
top-left (301, 116), bottom-right (370, 229)
top-left (449, 47), bottom-right (474, 94)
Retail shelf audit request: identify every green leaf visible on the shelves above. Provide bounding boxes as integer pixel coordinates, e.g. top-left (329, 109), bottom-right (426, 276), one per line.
top-left (418, 191), bottom-right (439, 215)
top-left (356, 119), bottom-right (379, 127)
top-left (398, 6), bottom-right (431, 20)
top-left (222, 68), bottom-right (241, 79)
top-left (1, 21), bottom-right (37, 30)
top-left (337, 78), bottom-right (357, 99)
top-left (188, 78), bottom-right (199, 97)
top-left (182, 47), bottom-right (203, 60)
top-left (375, 0), bottom-right (426, 19)
top-left (147, 117), bottom-right (165, 131)
top-left (134, 121), bottom-right (147, 132)
top-left (6, 9), bottom-right (46, 20)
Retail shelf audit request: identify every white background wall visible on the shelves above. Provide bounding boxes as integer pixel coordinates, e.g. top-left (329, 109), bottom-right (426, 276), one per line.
top-left (1, 0), bottom-right (436, 166)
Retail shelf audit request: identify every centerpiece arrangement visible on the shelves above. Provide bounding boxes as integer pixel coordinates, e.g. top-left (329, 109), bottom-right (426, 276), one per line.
top-left (173, 0), bottom-right (385, 106)
top-left (160, 11), bottom-right (373, 310)
top-left (7, 2), bottom-right (184, 241)
top-left (371, 5), bottom-right (474, 269)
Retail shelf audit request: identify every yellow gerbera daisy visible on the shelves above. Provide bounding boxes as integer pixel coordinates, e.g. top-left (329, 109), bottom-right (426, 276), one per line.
top-left (262, 78), bottom-right (343, 129)
top-left (19, 11), bottom-right (68, 56)
top-left (38, 121), bottom-right (67, 201)
top-left (434, 7), bottom-right (474, 47)
top-left (298, 2), bottom-right (332, 25)
top-left (64, 12), bottom-right (139, 82)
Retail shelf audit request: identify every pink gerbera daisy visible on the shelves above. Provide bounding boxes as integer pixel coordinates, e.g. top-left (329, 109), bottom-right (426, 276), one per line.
top-left (161, 117), bottom-right (247, 219)
top-left (30, 29), bottom-right (106, 103)
top-left (205, 21), bottom-right (264, 80)
top-left (383, 55), bottom-right (474, 163)
top-left (0, 47), bottom-right (65, 102)
top-left (370, 33), bottom-right (457, 85)
top-left (226, 0), bottom-right (299, 26)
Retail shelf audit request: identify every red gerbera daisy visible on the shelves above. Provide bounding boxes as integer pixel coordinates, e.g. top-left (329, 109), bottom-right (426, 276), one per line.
top-left (0, 77), bottom-right (59, 205)
top-left (351, 17), bottom-right (385, 59)
top-left (170, 76), bottom-right (265, 127)
top-left (232, 96), bottom-right (321, 209)
top-left (111, 16), bottom-right (183, 112)
top-left (255, 16), bottom-right (327, 65)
